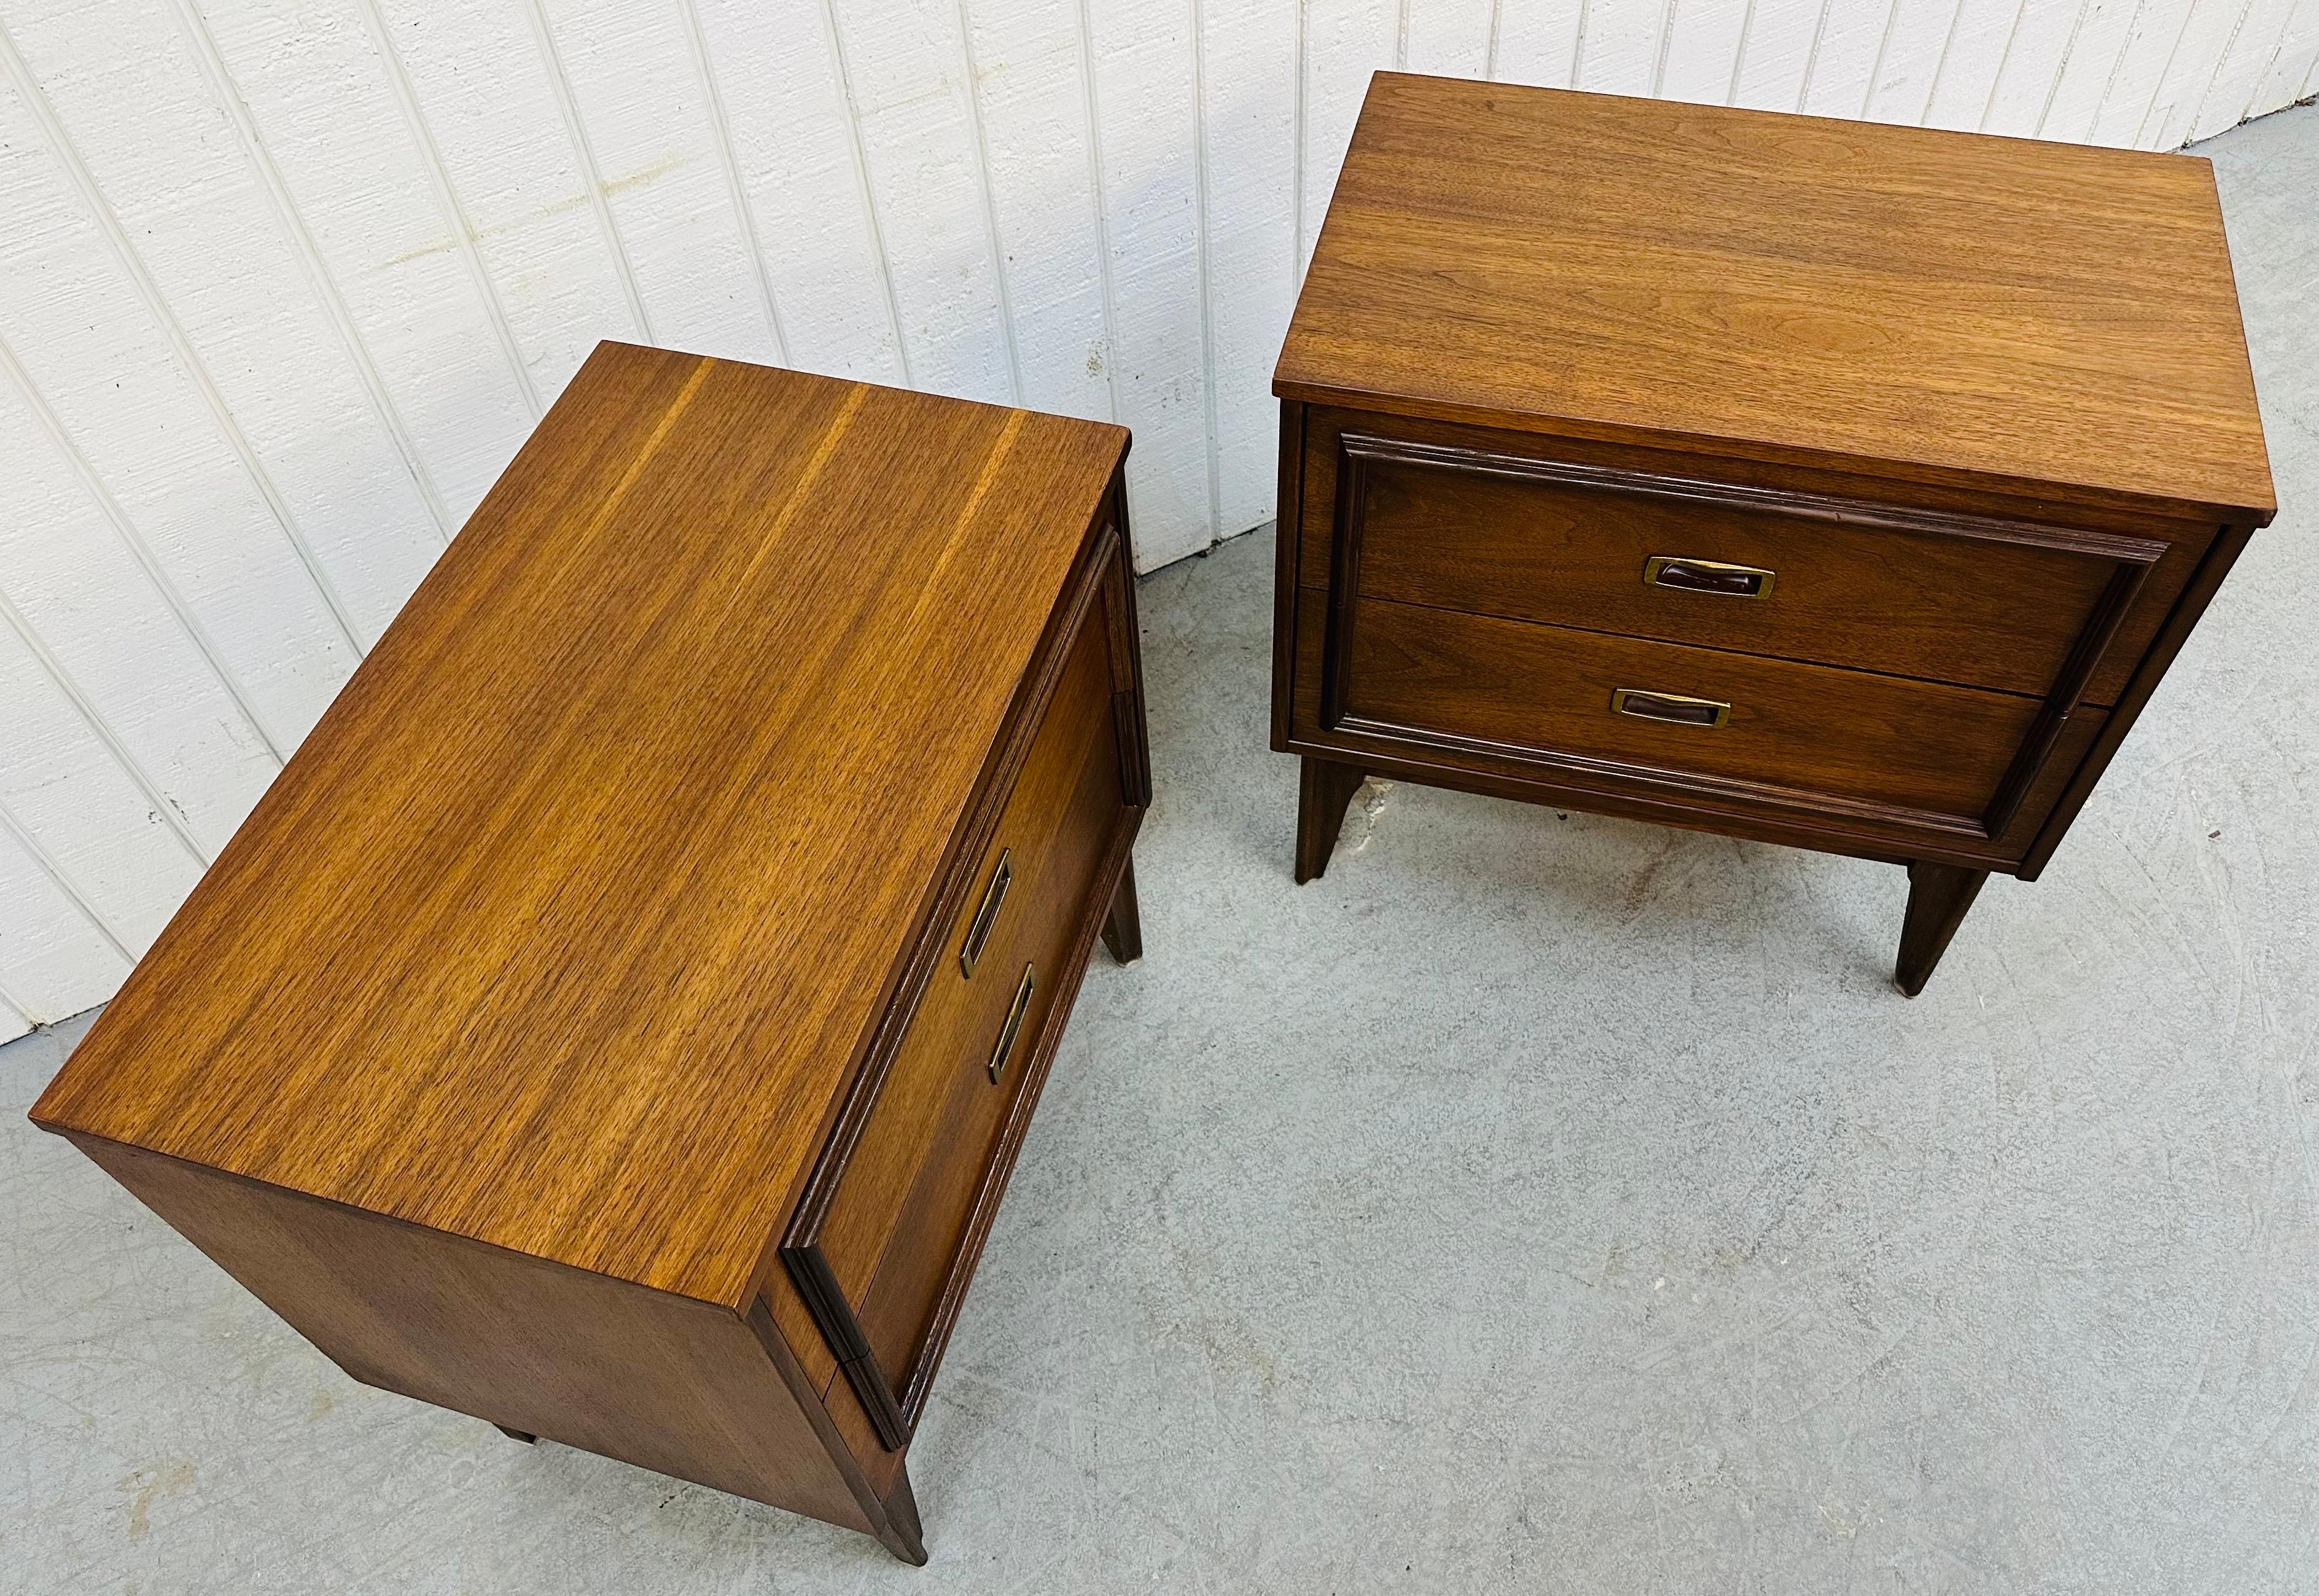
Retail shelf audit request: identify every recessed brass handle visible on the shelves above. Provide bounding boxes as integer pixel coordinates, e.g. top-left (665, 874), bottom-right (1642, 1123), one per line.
top-left (1612, 688), bottom-right (1731, 728)
top-left (959, 849), bottom-right (1011, 978)
top-left (1644, 555), bottom-right (1775, 599)
top-left (988, 963), bottom-right (1035, 1084)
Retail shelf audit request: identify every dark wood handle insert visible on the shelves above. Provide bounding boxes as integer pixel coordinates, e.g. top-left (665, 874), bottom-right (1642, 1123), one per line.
top-left (958, 849), bottom-right (1011, 978)
top-left (1611, 687), bottom-right (1732, 728)
top-left (987, 963), bottom-right (1035, 1083)
top-left (1644, 555), bottom-right (1775, 598)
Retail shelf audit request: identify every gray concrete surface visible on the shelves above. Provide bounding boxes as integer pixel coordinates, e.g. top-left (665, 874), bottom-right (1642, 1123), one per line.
top-left (6, 102), bottom-right (2318, 1594)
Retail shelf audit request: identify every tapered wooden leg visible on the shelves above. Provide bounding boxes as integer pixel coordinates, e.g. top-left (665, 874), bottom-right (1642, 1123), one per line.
top-left (1295, 757), bottom-right (1366, 884)
top-left (494, 1424), bottom-right (537, 1444)
top-left (875, 1464), bottom-right (928, 1566)
top-left (1101, 854), bottom-right (1142, 964)
top-left (1895, 860), bottom-right (1989, 997)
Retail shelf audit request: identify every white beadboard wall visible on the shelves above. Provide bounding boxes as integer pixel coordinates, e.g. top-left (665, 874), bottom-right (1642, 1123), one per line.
top-left (2, 0), bottom-right (2315, 1040)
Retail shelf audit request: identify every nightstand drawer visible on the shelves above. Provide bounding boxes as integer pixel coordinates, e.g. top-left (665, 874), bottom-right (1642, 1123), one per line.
top-left (795, 590), bottom-right (1126, 1447)
top-left (1338, 596), bottom-right (2070, 831)
top-left (1336, 434), bottom-right (2178, 704)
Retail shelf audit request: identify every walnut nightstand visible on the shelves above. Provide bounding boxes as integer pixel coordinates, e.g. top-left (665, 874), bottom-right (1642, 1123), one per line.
top-left (1272, 73), bottom-right (2274, 993)
top-left (33, 345), bottom-right (1148, 1563)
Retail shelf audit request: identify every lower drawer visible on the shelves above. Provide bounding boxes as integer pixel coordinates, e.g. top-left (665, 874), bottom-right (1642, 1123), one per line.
top-left (1334, 594), bottom-right (2064, 835)
top-left (786, 588), bottom-right (1126, 1448)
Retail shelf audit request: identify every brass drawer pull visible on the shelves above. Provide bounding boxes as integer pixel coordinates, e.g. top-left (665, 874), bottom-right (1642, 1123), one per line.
top-left (1612, 688), bottom-right (1731, 728)
top-left (988, 964), bottom-right (1035, 1084)
top-left (1645, 555), bottom-right (1775, 598)
top-left (959, 849), bottom-right (1011, 978)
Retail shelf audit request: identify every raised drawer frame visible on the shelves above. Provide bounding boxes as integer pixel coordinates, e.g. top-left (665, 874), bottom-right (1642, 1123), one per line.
top-left (1326, 424), bottom-right (2170, 849)
top-left (779, 510), bottom-right (1149, 1452)
top-left (1271, 410), bottom-right (2245, 876)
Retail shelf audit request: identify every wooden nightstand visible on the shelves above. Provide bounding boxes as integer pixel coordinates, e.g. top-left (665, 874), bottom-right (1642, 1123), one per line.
top-left (1273, 74), bottom-right (2275, 994)
top-left (31, 345), bottom-right (1148, 1563)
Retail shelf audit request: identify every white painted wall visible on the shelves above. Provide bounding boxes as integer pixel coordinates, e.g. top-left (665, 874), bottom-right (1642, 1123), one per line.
top-left (2, 0), bottom-right (2314, 1041)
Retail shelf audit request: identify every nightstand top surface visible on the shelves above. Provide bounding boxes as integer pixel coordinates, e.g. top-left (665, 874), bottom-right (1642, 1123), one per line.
top-left (33, 343), bottom-right (1127, 1308)
top-left (1276, 73), bottom-right (2274, 523)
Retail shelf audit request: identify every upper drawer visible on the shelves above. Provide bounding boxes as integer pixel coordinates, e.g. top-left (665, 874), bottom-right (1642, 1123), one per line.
top-left (1323, 432), bottom-right (2188, 704)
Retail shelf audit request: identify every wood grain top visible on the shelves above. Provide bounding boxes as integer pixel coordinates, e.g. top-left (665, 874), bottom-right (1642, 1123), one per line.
top-left (33, 343), bottom-right (1128, 1310)
top-left (1276, 74), bottom-right (2274, 523)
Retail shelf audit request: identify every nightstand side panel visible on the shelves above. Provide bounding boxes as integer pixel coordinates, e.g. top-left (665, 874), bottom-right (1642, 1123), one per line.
top-left (66, 1133), bottom-right (892, 1539)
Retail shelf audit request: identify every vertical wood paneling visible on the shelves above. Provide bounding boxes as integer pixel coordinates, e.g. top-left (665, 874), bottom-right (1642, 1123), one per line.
top-left (1487, 1), bottom-right (1583, 90)
top-left (676, 0), bottom-right (793, 365)
top-left (0, 580), bottom-right (212, 870)
top-left (825, 0), bottom-right (1018, 401)
top-left (370, 0), bottom-right (625, 401)
top-left (1729, 0), bottom-right (1827, 111)
top-left (1922, 0), bottom-right (2027, 128)
top-left (1401, 0), bottom-right (1492, 76)
top-left (0, 58), bottom-right (358, 750)
top-left (2089, 0), bottom-right (2199, 141)
top-left (2, 0), bottom-right (2313, 1029)
top-left (959, 0), bottom-right (1112, 422)
top-left (166, 0), bottom-right (454, 543)
top-left (2255, 0), bottom-right (2319, 109)
top-left (690, 0), bottom-right (905, 381)
top-left (0, 989), bottom-right (28, 1046)
top-left (1300, 0), bottom-right (1397, 270)
top-left (0, 345), bottom-right (280, 853)
top-left (1799, 1), bottom-right (1899, 115)
top-left (1657, 0), bottom-right (1752, 102)
top-left (197, 0), bottom-right (538, 523)
top-left (2192, 0), bottom-right (2302, 138)
top-left (1201, 0), bottom-right (1303, 534)
top-left (2123, 0), bottom-right (2231, 146)
top-left (1979, 0), bottom-right (2087, 131)
top-left (0, 611), bottom-right (207, 962)
top-left (1087, 0), bottom-right (1214, 547)
top-left (515, 0), bottom-right (657, 345)
top-left (7, 0), bottom-right (431, 652)
top-left (1579, 0), bottom-right (1675, 96)
top-left (2038, 0), bottom-right (2144, 140)
top-left (0, 815), bottom-right (130, 1032)
top-left (0, 330), bottom-right (295, 787)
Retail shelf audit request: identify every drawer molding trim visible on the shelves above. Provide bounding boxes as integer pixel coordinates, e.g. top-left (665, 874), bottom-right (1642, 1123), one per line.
top-left (1319, 433), bottom-right (2165, 849)
top-left (782, 524), bottom-right (1117, 1236)
top-left (774, 500), bottom-right (1152, 1457)
top-left (1328, 433), bottom-right (2176, 567)
top-left (776, 521), bottom-right (1123, 1452)
top-left (1322, 707), bottom-right (1995, 841)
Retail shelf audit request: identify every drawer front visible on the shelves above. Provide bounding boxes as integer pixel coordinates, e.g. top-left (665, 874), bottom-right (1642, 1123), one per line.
top-left (1341, 596), bottom-right (2056, 832)
top-left (787, 569), bottom-right (1131, 1448)
top-left (1327, 430), bottom-right (2180, 706)
top-left (852, 613), bottom-right (1124, 1398)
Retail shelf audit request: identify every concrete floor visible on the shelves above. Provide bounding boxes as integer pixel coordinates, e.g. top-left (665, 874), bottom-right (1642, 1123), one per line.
top-left (7, 103), bottom-right (2319, 1595)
